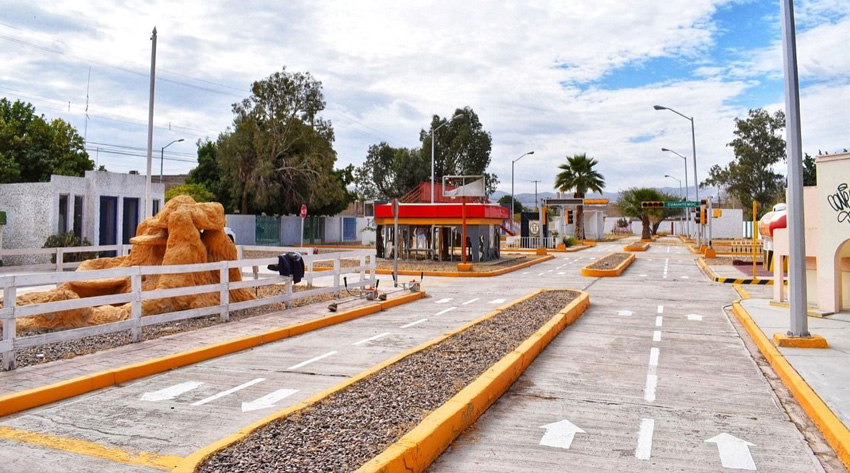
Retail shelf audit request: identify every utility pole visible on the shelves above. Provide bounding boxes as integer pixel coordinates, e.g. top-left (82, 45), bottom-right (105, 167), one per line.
top-left (144, 27), bottom-right (157, 220)
top-left (531, 180), bottom-right (541, 209)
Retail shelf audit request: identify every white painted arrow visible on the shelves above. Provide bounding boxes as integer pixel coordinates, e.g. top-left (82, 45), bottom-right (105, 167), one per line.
top-left (705, 433), bottom-right (756, 470)
top-left (140, 381), bottom-right (203, 402)
top-left (539, 420), bottom-right (585, 449)
top-left (241, 389), bottom-right (298, 412)
top-left (618, 310), bottom-right (634, 316)
top-left (687, 313), bottom-right (704, 321)
top-left (191, 378), bottom-right (266, 406)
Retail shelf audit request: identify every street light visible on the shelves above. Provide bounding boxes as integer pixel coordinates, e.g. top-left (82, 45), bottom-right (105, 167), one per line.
top-left (664, 174), bottom-right (682, 198)
top-left (662, 147), bottom-right (691, 236)
top-left (511, 151), bottom-right (534, 223)
top-left (160, 138), bottom-right (184, 183)
top-left (430, 113), bottom-right (464, 203)
top-left (655, 104), bottom-right (699, 246)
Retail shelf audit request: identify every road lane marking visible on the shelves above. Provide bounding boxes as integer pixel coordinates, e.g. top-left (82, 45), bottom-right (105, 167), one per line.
top-left (635, 418), bottom-right (655, 460)
top-left (557, 272), bottom-right (565, 275)
top-left (663, 258), bottom-right (669, 279)
top-left (490, 298), bottom-right (506, 304)
top-left (287, 351), bottom-right (338, 371)
top-left (140, 381), bottom-right (203, 402)
top-left (649, 347), bottom-right (659, 366)
top-left (644, 373), bottom-right (658, 402)
top-left (401, 318), bottom-right (428, 328)
top-left (353, 332), bottom-right (392, 345)
top-left (435, 306), bottom-right (457, 316)
top-left (618, 310), bottom-right (633, 316)
top-left (657, 305), bottom-right (664, 314)
top-left (687, 313), bottom-right (704, 321)
top-left (191, 378), bottom-right (266, 406)
top-left (653, 330), bottom-right (661, 342)
top-left (435, 298), bottom-right (453, 304)
top-left (0, 426), bottom-right (183, 471)
top-left (242, 389), bottom-right (298, 412)
top-left (655, 316), bottom-right (663, 327)
top-left (462, 298), bottom-right (480, 305)
top-left (705, 433), bottom-right (757, 470)
top-left (539, 419), bottom-right (585, 449)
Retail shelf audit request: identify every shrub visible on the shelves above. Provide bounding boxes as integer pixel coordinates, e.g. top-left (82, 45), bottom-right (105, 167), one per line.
top-left (562, 236), bottom-right (579, 247)
top-left (43, 232), bottom-right (98, 263)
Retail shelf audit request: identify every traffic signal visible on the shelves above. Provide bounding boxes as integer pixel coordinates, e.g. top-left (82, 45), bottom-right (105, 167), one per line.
top-left (567, 210), bottom-right (574, 224)
top-left (542, 206), bottom-right (548, 225)
top-left (699, 200), bottom-right (707, 225)
top-left (641, 201), bottom-right (664, 208)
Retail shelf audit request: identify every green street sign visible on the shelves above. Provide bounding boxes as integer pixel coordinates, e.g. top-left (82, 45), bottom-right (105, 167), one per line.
top-left (665, 201), bottom-right (700, 208)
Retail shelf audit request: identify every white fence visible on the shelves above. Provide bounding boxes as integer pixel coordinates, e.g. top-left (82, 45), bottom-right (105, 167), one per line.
top-left (0, 246), bottom-right (376, 370)
top-left (503, 236), bottom-right (560, 249)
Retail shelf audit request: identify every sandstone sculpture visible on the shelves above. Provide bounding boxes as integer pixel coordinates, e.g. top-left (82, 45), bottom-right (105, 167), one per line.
top-left (12, 195), bottom-right (255, 331)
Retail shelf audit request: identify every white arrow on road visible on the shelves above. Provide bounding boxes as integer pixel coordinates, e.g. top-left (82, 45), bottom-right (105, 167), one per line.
top-left (539, 420), bottom-right (585, 449)
top-left (140, 381), bottom-right (203, 402)
top-left (242, 389), bottom-right (298, 412)
top-left (687, 313), bottom-right (704, 321)
top-left (705, 433), bottom-right (756, 470)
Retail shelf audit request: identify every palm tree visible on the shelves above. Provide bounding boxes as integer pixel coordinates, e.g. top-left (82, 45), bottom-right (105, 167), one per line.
top-left (615, 187), bottom-right (665, 240)
top-left (554, 153), bottom-right (605, 239)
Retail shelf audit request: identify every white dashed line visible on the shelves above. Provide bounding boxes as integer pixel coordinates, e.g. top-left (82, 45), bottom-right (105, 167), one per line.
top-left (644, 373), bottom-right (658, 402)
top-left (287, 351), bottom-right (338, 370)
top-left (191, 378), bottom-right (265, 406)
top-left (435, 298), bottom-right (453, 304)
top-left (401, 318), bottom-right (428, 328)
top-left (353, 332), bottom-right (391, 345)
top-left (635, 418), bottom-right (655, 460)
top-left (649, 347), bottom-right (659, 366)
top-left (657, 305), bottom-right (664, 314)
top-left (653, 330), bottom-right (661, 342)
top-left (655, 316), bottom-right (663, 327)
top-left (462, 298), bottom-right (480, 305)
top-left (663, 258), bottom-right (669, 279)
top-left (557, 272), bottom-right (565, 275)
top-left (490, 298), bottom-right (506, 304)
top-left (435, 307), bottom-right (457, 316)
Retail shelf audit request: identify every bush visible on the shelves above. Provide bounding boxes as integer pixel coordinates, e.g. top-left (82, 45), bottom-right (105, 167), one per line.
top-left (562, 236), bottom-right (579, 247)
top-left (43, 232), bottom-right (98, 263)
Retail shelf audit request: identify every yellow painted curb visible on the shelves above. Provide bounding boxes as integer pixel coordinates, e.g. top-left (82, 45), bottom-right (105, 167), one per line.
top-left (580, 252), bottom-right (635, 277)
top-left (358, 291), bottom-right (589, 473)
top-left (456, 263), bottom-right (473, 271)
top-left (0, 292), bottom-right (425, 418)
top-left (696, 257), bottom-right (717, 279)
top-left (174, 290), bottom-right (588, 473)
top-left (624, 242), bottom-right (649, 252)
top-left (732, 284), bottom-right (751, 300)
top-left (374, 255), bottom-right (554, 278)
top-left (731, 302), bottom-right (850, 469)
top-left (773, 333), bottom-right (828, 348)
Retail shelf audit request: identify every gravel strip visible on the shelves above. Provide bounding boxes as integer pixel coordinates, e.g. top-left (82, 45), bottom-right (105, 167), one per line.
top-left (585, 252), bottom-right (632, 270)
top-left (199, 290), bottom-right (579, 473)
top-left (2, 285), bottom-right (336, 370)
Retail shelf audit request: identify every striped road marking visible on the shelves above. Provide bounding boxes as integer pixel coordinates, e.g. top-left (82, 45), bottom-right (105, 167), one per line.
top-left (635, 418), bottom-right (655, 460)
top-left (287, 351), bottom-right (338, 371)
top-left (401, 318), bottom-right (428, 328)
top-left (353, 332), bottom-right (392, 345)
top-left (192, 378), bottom-right (265, 406)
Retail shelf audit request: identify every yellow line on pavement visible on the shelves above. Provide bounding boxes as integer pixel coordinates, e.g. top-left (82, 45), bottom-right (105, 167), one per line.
top-left (0, 426), bottom-right (182, 470)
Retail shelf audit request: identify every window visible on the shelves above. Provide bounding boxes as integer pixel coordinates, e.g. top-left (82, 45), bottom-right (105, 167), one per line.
top-left (153, 199), bottom-right (161, 216)
top-left (73, 196), bottom-right (84, 238)
top-left (58, 194), bottom-right (69, 233)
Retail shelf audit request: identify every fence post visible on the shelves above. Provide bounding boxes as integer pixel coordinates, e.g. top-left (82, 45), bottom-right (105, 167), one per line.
top-left (307, 258), bottom-right (314, 289)
top-left (55, 248), bottom-right (63, 272)
top-left (360, 253), bottom-right (366, 282)
top-left (369, 250), bottom-right (376, 286)
top-left (130, 268), bottom-right (142, 342)
top-left (333, 256), bottom-right (340, 297)
top-left (220, 262), bottom-right (230, 322)
top-left (2, 284), bottom-right (17, 370)
top-left (284, 278), bottom-right (293, 309)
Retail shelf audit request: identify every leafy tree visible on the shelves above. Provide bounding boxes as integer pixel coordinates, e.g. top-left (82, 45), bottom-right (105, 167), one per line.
top-left (615, 187), bottom-right (665, 240)
top-left (419, 107), bottom-right (498, 195)
top-left (165, 183), bottom-right (215, 203)
top-left (497, 194), bottom-right (524, 214)
top-left (702, 108), bottom-right (786, 220)
top-left (215, 68), bottom-right (350, 215)
top-left (355, 142), bottom-right (428, 200)
top-left (186, 139), bottom-right (236, 210)
top-left (0, 98), bottom-right (92, 183)
top-left (803, 152), bottom-right (817, 186)
top-left (554, 153), bottom-right (605, 239)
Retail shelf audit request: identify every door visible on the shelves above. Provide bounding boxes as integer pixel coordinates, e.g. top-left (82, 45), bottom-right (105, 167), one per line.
top-left (122, 198), bottom-right (139, 244)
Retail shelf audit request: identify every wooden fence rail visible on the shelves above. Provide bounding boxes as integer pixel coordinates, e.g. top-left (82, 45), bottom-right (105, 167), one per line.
top-left (0, 247), bottom-right (376, 370)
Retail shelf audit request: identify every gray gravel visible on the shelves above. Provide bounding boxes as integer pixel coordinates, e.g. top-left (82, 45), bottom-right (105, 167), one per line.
top-left (585, 252), bottom-right (631, 270)
top-left (199, 290), bottom-right (579, 473)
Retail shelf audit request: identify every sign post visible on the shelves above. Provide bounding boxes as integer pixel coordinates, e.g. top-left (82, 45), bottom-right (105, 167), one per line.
top-left (300, 204), bottom-right (307, 247)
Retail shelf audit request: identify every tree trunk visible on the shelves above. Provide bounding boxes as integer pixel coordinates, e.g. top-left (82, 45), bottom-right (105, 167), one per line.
top-left (641, 215), bottom-right (652, 240)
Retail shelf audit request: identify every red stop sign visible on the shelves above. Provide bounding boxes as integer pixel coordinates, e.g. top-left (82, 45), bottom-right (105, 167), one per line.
top-left (300, 204), bottom-right (307, 218)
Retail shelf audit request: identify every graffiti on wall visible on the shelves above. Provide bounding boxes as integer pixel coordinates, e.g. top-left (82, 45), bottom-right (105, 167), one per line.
top-left (827, 183), bottom-right (850, 225)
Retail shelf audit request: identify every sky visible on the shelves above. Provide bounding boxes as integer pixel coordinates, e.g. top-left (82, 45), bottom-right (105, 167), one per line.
top-left (1, 0), bottom-right (848, 198)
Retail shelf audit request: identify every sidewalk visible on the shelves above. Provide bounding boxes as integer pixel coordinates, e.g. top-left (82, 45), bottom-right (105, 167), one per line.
top-left (702, 261), bottom-right (850, 468)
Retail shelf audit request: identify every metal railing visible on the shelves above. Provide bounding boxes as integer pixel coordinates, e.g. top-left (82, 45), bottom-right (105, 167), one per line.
top-left (503, 236), bottom-right (560, 249)
top-left (0, 247), bottom-right (376, 370)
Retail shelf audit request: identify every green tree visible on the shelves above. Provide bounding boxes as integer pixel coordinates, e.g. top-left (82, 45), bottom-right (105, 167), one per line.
top-left (554, 153), bottom-right (605, 240)
top-left (165, 183), bottom-right (216, 203)
top-left (615, 187), bottom-right (665, 240)
top-left (186, 139), bottom-right (235, 210)
top-left (703, 108), bottom-right (786, 220)
top-left (419, 107), bottom-right (498, 196)
top-left (215, 68), bottom-right (350, 215)
top-left (497, 194), bottom-right (524, 214)
top-left (0, 98), bottom-right (92, 183)
top-left (355, 142), bottom-right (428, 200)
top-left (803, 152), bottom-right (817, 187)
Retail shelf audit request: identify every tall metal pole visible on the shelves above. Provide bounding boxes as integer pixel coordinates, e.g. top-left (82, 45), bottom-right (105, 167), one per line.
top-left (690, 117), bottom-right (700, 247)
top-left (780, 0), bottom-right (809, 337)
top-left (430, 126), bottom-right (436, 204)
top-left (145, 27), bottom-right (157, 220)
top-left (159, 138), bottom-right (183, 183)
top-left (511, 151), bottom-right (534, 231)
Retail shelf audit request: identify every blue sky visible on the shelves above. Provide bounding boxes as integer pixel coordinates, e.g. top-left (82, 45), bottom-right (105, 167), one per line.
top-left (0, 0), bottom-right (847, 198)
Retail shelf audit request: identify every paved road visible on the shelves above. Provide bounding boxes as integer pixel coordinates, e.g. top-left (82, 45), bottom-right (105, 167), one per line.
top-left (0, 241), bottom-right (828, 472)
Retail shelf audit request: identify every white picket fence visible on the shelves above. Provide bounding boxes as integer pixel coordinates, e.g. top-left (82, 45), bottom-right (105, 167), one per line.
top-left (503, 236), bottom-right (560, 249)
top-left (0, 246), bottom-right (376, 370)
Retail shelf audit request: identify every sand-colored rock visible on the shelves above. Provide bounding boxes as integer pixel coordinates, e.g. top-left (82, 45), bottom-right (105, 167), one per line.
top-left (14, 196), bottom-right (255, 331)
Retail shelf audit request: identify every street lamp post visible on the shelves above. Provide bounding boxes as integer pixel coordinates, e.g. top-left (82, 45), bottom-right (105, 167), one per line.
top-left (664, 174), bottom-right (682, 235)
top-left (160, 138), bottom-right (184, 183)
top-left (511, 151), bottom-right (534, 226)
top-left (430, 113), bottom-right (464, 203)
top-left (662, 147), bottom-right (690, 237)
top-left (655, 105), bottom-right (699, 246)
